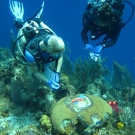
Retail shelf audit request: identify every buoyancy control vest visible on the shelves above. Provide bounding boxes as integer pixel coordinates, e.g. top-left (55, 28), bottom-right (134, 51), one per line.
top-left (24, 30), bottom-right (60, 71)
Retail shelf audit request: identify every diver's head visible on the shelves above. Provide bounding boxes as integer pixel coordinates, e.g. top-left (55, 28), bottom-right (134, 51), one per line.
top-left (40, 35), bottom-right (65, 54)
top-left (94, 3), bottom-right (114, 27)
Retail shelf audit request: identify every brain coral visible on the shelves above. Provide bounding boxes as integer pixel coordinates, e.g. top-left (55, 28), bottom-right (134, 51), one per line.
top-left (50, 94), bottom-right (112, 134)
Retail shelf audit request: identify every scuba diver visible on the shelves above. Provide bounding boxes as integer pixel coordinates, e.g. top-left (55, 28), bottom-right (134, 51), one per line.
top-left (9, 0), bottom-right (65, 90)
top-left (81, 0), bottom-right (134, 61)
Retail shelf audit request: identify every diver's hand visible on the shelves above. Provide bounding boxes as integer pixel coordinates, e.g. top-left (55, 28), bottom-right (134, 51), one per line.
top-left (85, 44), bottom-right (102, 54)
top-left (47, 80), bottom-right (60, 90)
top-left (85, 44), bottom-right (102, 62)
top-left (94, 45), bottom-right (103, 53)
top-left (85, 44), bottom-right (97, 54)
top-left (85, 44), bottom-right (94, 50)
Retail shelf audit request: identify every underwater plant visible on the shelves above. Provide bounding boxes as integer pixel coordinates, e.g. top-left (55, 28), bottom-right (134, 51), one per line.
top-left (61, 55), bottom-right (74, 76)
top-left (70, 57), bottom-right (109, 91)
top-left (111, 60), bottom-right (134, 90)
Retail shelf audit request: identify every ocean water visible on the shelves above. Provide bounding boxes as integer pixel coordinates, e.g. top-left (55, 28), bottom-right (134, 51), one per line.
top-left (0, 0), bottom-right (135, 77)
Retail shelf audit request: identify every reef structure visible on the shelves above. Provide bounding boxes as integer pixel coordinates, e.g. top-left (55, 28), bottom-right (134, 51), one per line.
top-left (50, 94), bottom-right (112, 134)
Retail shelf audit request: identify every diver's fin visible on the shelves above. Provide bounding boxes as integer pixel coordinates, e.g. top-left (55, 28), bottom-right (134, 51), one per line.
top-left (9, 0), bottom-right (24, 20)
top-left (35, 1), bottom-right (45, 18)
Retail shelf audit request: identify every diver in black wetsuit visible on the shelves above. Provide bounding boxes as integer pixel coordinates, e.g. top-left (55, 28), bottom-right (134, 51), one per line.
top-left (81, 0), bottom-right (134, 61)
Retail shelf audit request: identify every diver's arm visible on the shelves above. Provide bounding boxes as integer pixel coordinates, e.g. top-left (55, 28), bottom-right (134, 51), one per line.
top-left (56, 54), bottom-right (63, 73)
top-left (82, 3), bottom-right (93, 25)
top-left (30, 65), bottom-right (48, 84)
top-left (25, 51), bottom-right (48, 84)
top-left (103, 28), bottom-right (121, 48)
top-left (81, 26), bottom-right (89, 45)
top-left (103, 38), bottom-right (118, 48)
top-left (83, 3), bottom-right (92, 17)
top-left (81, 4), bottom-right (94, 45)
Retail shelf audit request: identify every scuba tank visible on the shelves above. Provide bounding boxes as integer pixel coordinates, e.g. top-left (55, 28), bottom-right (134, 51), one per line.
top-left (22, 20), bottom-right (40, 40)
top-left (13, 21), bottom-right (54, 66)
top-left (13, 20), bottom-right (40, 65)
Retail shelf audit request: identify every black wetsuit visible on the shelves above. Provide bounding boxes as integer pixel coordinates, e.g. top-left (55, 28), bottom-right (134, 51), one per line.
top-left (81, 3), bottom-right (125, 48)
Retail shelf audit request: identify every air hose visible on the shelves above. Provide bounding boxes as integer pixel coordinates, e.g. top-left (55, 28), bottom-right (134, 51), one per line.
top-left (121, 0), bottom-right (134, 27)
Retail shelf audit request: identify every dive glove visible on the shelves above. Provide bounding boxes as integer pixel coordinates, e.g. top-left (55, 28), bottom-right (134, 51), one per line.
top-left (85, 44), bottom-right (103, 54)
top-left (94, 45), bottom-right (103, 53)
top-left (47, 80), bottom-right (60, 90)
top-left (85, 44), bottom-right (102, 61)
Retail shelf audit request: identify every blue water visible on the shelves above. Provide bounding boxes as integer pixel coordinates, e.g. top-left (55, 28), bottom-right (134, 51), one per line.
top-left (0, 0), bottom-right (135, 77)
